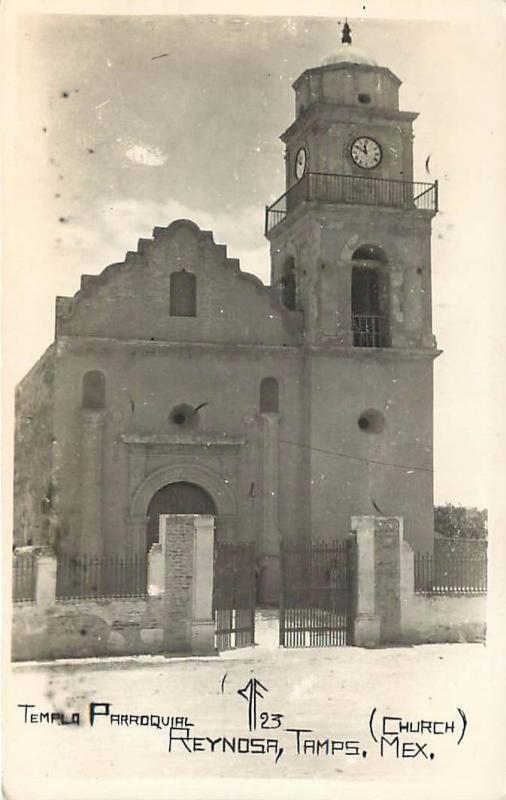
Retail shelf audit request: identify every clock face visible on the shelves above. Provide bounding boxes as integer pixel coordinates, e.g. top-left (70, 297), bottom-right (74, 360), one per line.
top-left (295, 147), bottom-right (307, 180)
top-left (350, 137), bottom-right (382, 169)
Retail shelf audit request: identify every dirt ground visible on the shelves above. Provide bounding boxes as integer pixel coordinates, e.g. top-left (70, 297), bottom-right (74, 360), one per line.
top-left (3, 612), bottom-right (504, 800)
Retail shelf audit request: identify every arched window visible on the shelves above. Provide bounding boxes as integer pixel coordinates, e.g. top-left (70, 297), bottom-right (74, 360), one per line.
top-left (170, 270), bottom-right (196, 317)
top-left (351, 244), bottom-right (389, 348)
top-left (260, 377), bottom-right (279, 413)
top-left (280, 257), bottom-right (296, 310)
top-left (352, 267), bottom-right (380, 316)
top-left (82, 370), bottom-right (105, 409)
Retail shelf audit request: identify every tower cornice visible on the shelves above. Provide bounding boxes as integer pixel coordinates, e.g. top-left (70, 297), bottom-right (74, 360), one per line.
top-left (281, 102), bottom-right (418, 143)
top-left (293, 62), bottom-right (402, 92)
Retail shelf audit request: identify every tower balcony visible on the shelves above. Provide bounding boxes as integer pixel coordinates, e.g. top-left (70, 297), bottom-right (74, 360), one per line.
top-left (265, 172), bottom-right (438, 234)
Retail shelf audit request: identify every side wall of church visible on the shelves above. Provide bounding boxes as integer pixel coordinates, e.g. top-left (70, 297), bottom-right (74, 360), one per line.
top-left (13, 345), bottom-right (55, 547)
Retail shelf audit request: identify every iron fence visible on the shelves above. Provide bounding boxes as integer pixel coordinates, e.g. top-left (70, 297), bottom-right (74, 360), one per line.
top-left (12, 552), bottom-right (37, 602)
top-left (265, 172), bottom-right (438, 233)
top-left (56, 554), bottom-right (147, 600)
top-left (414, 541), bottom-right (487, 595)
top-left (213, 541), bottom-right (256, 650)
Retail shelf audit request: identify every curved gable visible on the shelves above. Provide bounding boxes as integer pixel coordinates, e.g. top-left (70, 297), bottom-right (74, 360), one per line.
top-left (56, 219), bottom-right (302, 346)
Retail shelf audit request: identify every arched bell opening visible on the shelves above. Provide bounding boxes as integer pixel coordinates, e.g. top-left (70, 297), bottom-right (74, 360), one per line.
top-left (280, 256), bottom-right (297, 310)
top-left (351, 245), bottom-right (390, 347)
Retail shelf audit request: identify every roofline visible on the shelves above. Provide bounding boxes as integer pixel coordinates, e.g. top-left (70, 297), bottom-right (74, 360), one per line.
top-left (293, 62), bottom-right (402, 91)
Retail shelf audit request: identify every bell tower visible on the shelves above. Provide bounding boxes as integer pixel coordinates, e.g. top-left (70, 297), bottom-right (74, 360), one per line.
top-left (265, 23), bottom-right (440, 553)
top-left (266, 22), bottom-right (438, 349)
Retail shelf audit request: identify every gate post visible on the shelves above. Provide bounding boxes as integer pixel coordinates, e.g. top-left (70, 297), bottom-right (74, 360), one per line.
top-left (147, 543), bottom-right (164, 596)
top-left (351, 515), bottom-right (404, 646)
top-left (160, 513), bottom-right (215, 655)
top-left (35, 548), bottom-right (57, 608)
top-left (191, 515), bottom-right (215, 655)
top-left (351, 516), bottom-right (381, 647)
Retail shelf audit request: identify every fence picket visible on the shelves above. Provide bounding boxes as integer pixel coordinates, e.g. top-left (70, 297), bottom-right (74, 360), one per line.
top-left (414, 541), bottom-right (487, 596)
top-left (12, 553), bottom-right (37, 602)
top-left (55, 553), bottom-right (147, 600)
top-left (280, 539), bottom-right (354, 648)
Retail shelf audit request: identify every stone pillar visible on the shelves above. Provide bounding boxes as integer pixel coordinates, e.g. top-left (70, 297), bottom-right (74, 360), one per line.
top-left (191, 515), bottom-right (215, 655)
top-left (400, 540), bottom-right (415, 604)
top-left (260, 412), bottom-right (281, 605)
top-left (147, 543), bottom-right (164, 597)
top-left (35, 549), bottom-right (57, 607)
top-left (161, 515), bottom-right (193, 653)
top-left (351, 516), bottom-right (381, 647)
top-left (374, 517), bottom-right (403, 643)
top-left (400, 539), bottom-right (415, 638)
top-left (80, 410), bottom-right (105, 555)
top-left (160, 514), bottom-right (216, 655)
top-left (352, 515), bottom-right (404, 645)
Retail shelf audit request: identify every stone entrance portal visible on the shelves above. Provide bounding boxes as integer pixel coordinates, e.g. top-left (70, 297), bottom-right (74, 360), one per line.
top-left (146, 482), bottom-right (216, 551)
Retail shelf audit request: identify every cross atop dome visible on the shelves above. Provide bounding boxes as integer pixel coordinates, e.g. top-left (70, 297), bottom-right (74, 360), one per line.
top-left (321, 19), bottom-right (378, 67)
top-left (341, 19), bottom-right (352, 44)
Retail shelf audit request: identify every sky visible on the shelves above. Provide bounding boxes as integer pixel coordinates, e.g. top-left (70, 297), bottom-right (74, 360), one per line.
top-left (2, 5), bottom-right (506, 515)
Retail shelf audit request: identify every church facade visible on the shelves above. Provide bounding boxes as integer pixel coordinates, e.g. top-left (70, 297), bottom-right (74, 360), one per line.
top-left (13, 35), bottom-right (439, 604)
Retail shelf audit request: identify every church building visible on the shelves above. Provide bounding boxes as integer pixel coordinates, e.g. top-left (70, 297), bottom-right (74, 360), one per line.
top-left (14, 26), bottom-right (439, 605)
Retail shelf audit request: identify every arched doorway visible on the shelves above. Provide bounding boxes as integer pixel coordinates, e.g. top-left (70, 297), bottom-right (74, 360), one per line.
top-left (146, 481), bottom-right (216, 551)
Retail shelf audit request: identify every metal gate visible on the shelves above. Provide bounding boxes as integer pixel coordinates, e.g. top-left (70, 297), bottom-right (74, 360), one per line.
top-left (279, 538), bottom-right (356, 647)
top-left (213, 541), bottom-right (256, 651)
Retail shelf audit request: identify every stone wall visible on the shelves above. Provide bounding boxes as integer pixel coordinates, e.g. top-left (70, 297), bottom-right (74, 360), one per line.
top-left (352, 516), bottom-right (487, 647)
top-left (401, 594), bottom-right (486, 644)
top-left (11, 598), bottom-right (165, 662)
top-left (11, 516), bottom-right (216, 662)
top-left (13, 345), bottom-right (55, 547)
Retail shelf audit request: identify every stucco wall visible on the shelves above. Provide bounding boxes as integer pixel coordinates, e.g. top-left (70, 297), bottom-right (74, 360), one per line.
top-left (307, 352), bottom-right (434, 552)
top-left (269, 205), bottom-right (435, 349)
top-left (401, 594), bottom-right (487, 644)
top-left (13, 345), bottom-right (55, 547)
top-left (51, 338), bottom-right (308, 555)
top-left (11, 598), bottom-right (166, 661)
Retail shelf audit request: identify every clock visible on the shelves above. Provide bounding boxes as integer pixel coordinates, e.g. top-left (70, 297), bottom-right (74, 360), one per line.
top-left (350, 137), bottom-right (382, 170)
top-left (294, 147), bottom-right (307, 180)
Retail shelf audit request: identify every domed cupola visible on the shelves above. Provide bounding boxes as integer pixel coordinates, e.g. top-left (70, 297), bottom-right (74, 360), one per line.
top-left (292, 20), bottom-right (401, 118)
top-left (321, 21), bottom-right (378, 67)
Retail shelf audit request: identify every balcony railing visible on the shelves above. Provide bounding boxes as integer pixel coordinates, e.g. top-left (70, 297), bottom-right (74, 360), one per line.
top-left (265, 172), bottom-right (438, 234)
top-left (352, 314), bottom-right (388, 348)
